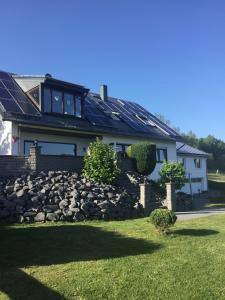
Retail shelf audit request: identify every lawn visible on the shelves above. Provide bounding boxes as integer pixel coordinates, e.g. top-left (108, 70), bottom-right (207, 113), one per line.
top-left (207, 172), bottom-right (225, 208)
top-left (1, 216), bottom-right (225, 300)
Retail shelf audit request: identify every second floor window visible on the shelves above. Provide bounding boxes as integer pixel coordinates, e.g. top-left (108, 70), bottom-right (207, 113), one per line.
top-left (194, 158), bottom-right (201, 168)
top-left (156, 148), bottom-right (167, 163)
top-left (43, 86), bottom-right (82, 117)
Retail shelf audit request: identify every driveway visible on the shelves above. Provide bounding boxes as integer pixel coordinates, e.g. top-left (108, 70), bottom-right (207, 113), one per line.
top-left (176, 208), bottom-right (225, 221)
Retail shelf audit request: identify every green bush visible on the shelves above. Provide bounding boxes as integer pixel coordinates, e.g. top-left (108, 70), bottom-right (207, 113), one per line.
top-left (83, 138), bottom-right (120, 184)
top-left (159, 161), bottom-right (186, 190)
top-left (127, 142), bottom-right (156, 175)
top-left (150, 208), bottom-right (177, 233)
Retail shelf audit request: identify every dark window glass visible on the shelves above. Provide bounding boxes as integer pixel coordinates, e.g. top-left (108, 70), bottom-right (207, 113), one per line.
top-left (52, 90), bottom-right (63, 113)
top-left (64, 93), bottom-right (74, 115)
top-left (42, 85), bottom-right (82, 117)
top-left (29, 87), bottom-right (39, 105)
top-left (115, 143), bottom-right (130, 153)
top-left (44, 87), bottom-right (51, 112)
top-left (75, 96), bottom-right (82, 118)
top-left (24, 141), bottom-right (76, 156)
top-left (191, 177), bottom-right (202, 183)
top-left (194, 158), bottom-right (201, 168)
top-left (156, 148), bottom-right (167, 163)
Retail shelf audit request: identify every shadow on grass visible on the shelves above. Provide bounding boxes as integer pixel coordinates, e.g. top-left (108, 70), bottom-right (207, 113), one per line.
top-left (175, 228), bottom-right (219, 236)
top-left (0, 224), bottom-right (161, 300)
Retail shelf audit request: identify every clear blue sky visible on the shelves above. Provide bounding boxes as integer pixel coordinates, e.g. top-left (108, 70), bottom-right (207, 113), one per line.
top-left (1, 0), bottom-right (225, 139)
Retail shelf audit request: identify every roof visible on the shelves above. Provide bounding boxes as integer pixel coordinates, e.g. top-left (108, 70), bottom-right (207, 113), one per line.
top-left (0, 70), bottom-right (181, 141)
top-left (176, 142), bottom-right (209, 157)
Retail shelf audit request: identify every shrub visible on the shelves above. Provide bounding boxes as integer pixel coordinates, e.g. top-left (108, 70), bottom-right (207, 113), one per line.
top-left (126, 142), bottom-right (156, 175)
top-left (83, 138), bottom-right (120, 184)
top-left (150, 208), bottom-right (177, 233)
top-left (159, 161), bottom-right (186, 190)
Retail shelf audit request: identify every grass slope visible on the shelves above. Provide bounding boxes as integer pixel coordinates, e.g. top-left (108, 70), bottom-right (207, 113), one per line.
top-left (1, 216), bottom-right (225, 300)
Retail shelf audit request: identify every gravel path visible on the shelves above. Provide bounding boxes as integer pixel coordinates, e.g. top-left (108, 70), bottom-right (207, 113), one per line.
top-left (176, 208), bottom-right (225, 221)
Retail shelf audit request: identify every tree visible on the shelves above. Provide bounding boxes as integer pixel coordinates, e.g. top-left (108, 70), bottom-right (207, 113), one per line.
top-left (155, 113), bottom-right (181, 133)
top-left (159, 161), bottom-right (186, 190)
top-left (182, 131), bottom-right (199, 148)
top-left (83, 138), bottom-right (120, 184)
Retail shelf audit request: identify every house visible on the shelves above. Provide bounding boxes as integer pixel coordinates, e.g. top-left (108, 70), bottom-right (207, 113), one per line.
top-left (0, 70), bottom-right (181, 180)
top-left (176, 142), bottom-right (209, 194)
top-left (0, 71), bottom-right (209, 194)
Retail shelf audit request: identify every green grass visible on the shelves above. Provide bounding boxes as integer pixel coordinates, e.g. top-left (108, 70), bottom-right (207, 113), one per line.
top-left (207, 172), bottom-right (225, 208)
top-left (1, 216), bottom-right (225, 299)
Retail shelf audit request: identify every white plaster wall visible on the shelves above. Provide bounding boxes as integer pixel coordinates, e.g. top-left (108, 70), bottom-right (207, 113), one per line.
top-left (12, 122), bottom-right (19, 155)
top-left (102, 134), bottom-right (177, 180)
top-left (0, 120), bottom-right (12, 155)
top-left (13, 77), bottom-right (45, 92)
top-left (177, 155), bottom-right (208, 194)
top-left (19, 131), bottom-right (95, 156)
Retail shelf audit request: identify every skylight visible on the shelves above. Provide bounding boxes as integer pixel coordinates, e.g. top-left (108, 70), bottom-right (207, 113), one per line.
top-left (135, 114), bottom-right (157, 127)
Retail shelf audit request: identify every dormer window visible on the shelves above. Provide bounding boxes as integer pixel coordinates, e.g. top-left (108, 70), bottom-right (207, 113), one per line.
top-left (42, 86), bottom-right (83, 118)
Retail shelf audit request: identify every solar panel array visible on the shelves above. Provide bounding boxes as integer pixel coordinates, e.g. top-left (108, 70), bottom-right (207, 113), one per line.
top-left (86, 94), bottom-right (179, 137)
top-left (0, 72), bottom-right (40, 116)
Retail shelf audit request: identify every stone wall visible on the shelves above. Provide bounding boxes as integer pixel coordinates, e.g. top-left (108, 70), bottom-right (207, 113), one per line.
top-left (0, 170), bottom-right (144, 222)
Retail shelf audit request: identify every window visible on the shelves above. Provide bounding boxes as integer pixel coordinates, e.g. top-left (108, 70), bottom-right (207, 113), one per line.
top-left (27, 87), bottom-right (40, 106)
top-left (156, 148), bottom-right (167, 163)
top-left (42, 86), bottom-right (82, 117)
top-left (24, 140), bottom-right (77, 156)
top-left (43, 87), bottom-right (51, 112)
top-left (109, 143), bottom-right (130, 153)
top-left (135, 114), bottom-right (156, 127)
top-left (52, 90), bottom-right (63, 113)
top-left (194, 158), bottom-right (201, 168)
top-left (75, 96), bottom-right (81, 117)
top-left (179, 157), bottom-right (186, 167)
top-left (191, 177), bottom-right (202, 183)
top-left (116, 143), bottom-right (130, 153)
top-left (64, 93), bottom-right (74, 115)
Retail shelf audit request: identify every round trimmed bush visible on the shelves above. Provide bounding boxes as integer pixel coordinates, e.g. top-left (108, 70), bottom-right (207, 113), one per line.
top-left (126, 142), bottom-right (156, 175)
top-left (150, 208), bottom-right (177, 233)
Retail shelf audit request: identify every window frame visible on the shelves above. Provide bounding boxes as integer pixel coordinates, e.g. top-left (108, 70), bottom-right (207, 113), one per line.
top-left (41, 83), bottom-right (84, 118)
top-left (156, 148), bottom-right (168, 163)
top-left (109, 143), bottom-right (131, 153)
top-left (24, 140), bottom-right (77, 156)
top-left (26, 86), bottom-right (41, 109)
top-left (194, 157), bottom-right (201, 169)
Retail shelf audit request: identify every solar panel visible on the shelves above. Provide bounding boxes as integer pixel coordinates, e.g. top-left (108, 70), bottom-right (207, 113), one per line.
top-left (0, 72), bottom-right (12, 80)
top-left (128, 102), bottom-right (179, 136)
top-left (0, 71), bottom-right (40, 116)
top-left (84, 97), bottom-right (114, 128)
top-left (100, 100), bottom-right (150, 133)
top-left (2, 79), bottom-right (19, 90)
top-left (0, 87), bottom-right (12, 100)
top-left (0, 99), bottom-right (22, 113)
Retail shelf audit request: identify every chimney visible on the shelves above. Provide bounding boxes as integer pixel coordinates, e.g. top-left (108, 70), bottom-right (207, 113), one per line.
top-left (100, 84), bottom-right (108, 101)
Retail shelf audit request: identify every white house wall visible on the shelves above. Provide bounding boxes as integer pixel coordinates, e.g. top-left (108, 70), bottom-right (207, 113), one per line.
top-left (102, 134), bottom-right (177, 180)
top-left (177, 155), bottom-right (208, 194)
top-left (0, 120), bottom-right (12, 155)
